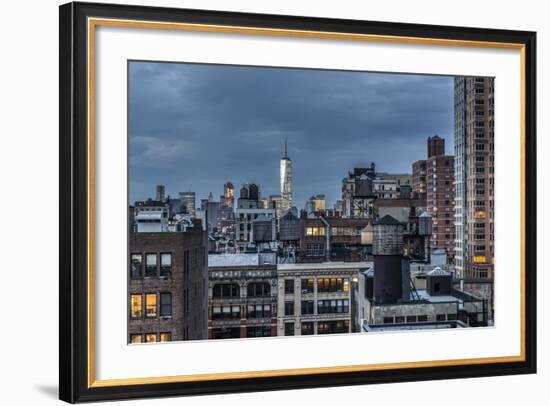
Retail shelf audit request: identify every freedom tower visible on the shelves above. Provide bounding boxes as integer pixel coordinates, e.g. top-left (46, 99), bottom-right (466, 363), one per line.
top-left (280, 138), bottom-right (292, 217)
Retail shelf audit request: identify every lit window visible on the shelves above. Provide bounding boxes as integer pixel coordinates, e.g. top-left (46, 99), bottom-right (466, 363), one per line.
top-left (159, 332), bottom-right (172, 342)
top-left (145, 293), bottom-right (157, 317)
top-left (129, 334), bottom-right (142, 344)
top-left (306, 227), bottom-right (325, 236)
top-left (130, 294), bottom-right (142, 318)
top-left (473, 256), bottom-right (486, 263)
top-left (145, 333), bottom-right (157, 343)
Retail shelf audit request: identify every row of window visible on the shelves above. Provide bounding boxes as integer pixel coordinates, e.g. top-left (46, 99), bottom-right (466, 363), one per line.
top-left (285, 299), bottom-right (350, 316)
top-left (286, 278), bottom-right (350, 294)
top-left (211, 304), bottom-right (273, 319)
top-left (285, 320), bottom-right (350, 336)
top-left (212, 282), bottom-right (271, 298)
top-left (130, 292), bottom-right (172, 319)
top-left (382, 314), bottom-right (457, 324)
top-left (130, 253), bottom-right (172, 278)
top-left (129, 332), bottom-right (172, 344)
top-left (305, 226), bottom-right (326, 236)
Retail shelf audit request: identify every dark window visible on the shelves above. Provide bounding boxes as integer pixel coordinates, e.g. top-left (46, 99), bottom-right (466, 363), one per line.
top-left (318, 299), bottom-right (349, 314)
top-left (247, 282), bottom-right (270, 297)
top-left (212, 305), bottom-right (241, 319)
top-left (130, 254), bottom-right (142, 278)
top-left (418, 315), bottom-right (428, 322)
top-left (447, 314), bottom-right (457, 321)
top-left (284, 301), bottom-right (294, 316)
top-left (246, 304), bottom-right (271, 318)
top-left (317, 320), bottom-right (349, 334)
top-left (301, 300), bottom-right (314, 315)
top-left (213, 283), bottom-right (240, 298)
top-left (160, 292), bottom-right (172, 317)
top-left (395, 316), bottom-right (405, 323)
top-left (246, 326), bottom-right (271, 338)
top-left (305, 243), bottom-right (324, 257)
top-left (284, 279), bottom-right (294, 294)
top-left (284, 322), bottom-right (295, 336)
top-left (436, 314), bottom-right (446, 321)
top-left (406, 316), bottom-right (417, 323)
top-left (145, 253), bottom-right (157, 277)
top-left (434, 282), bottom-right (440, 293)
top-left (160, 253), bottom-right (172, 277)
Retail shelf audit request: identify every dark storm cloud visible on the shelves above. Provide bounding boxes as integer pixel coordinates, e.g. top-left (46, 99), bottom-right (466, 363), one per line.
top-left (129, 61), bottom-right (454, 208)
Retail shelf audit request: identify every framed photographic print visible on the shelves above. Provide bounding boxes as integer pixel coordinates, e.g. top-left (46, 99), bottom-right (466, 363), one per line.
top-left (59, 1), bottom-right (537, 403)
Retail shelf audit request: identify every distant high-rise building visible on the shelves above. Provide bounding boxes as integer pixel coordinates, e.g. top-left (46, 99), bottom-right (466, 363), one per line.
top-left (427, 135), bottom-right (445, 158)
top-left (179, 191), bottom-right (196, 217)
top-left (280, 138), bottom-right (292, 217)
top-left (412, 160), bottom-right (427, 195)
top-left (156, 185), bottom-right (166, 202)
top-left (223, 182), bottom-right (235, 208)
top-left (305, 195), bottom-right (326, 214)
top-left (237, 184), bottom-right (260, 209)
top-left (454, 77), bottom-right (494, 280)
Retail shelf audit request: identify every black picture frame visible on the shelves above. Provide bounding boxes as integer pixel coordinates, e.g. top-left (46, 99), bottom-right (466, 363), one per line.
top-left (59, 1), bottom-right (537, 403)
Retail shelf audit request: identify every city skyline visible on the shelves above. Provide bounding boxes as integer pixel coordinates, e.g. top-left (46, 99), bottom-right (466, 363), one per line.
top-left (129, 61), bottom-right (454, 208)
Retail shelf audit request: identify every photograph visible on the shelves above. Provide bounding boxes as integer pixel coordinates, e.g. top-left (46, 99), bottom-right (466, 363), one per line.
top-left (127, 61), bottom-right (495, 343)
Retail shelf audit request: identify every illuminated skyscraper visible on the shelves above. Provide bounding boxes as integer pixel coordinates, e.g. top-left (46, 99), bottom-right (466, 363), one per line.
top-left (223, 182), bottom-right (234, 208)
top-left (280, 138), bottom-right (292, 217)
top-left (454, 77), bottom-right (494, 280)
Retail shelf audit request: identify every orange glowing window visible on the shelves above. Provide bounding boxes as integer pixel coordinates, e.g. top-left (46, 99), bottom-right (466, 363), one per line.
top-left (473, 256), bottom-right (486, 263)
top-left (130, 294), bottom-right (142, 318)
top-left (145, 293), bottom-right (157, 317)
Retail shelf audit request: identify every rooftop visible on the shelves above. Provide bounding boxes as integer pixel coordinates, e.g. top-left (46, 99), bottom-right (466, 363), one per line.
top-left (374, 214), bottom-right (401, 226)
top-left (135, 211), bottom-right (163, 220)
top-left (278, 261), bottom-right (372, 271)
top-left (415, 289), bottom-right (458, 303)
top-left (208, 253), bottom-right (276, 268)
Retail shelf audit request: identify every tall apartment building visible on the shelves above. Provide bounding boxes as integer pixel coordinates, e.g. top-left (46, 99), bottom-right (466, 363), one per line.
top-left (454, 77), bottom-right (495, 279)
top-left (128, 227), bottom-right (208, 343)
top-left (426, 147), bottom-right (455, 260)
top-left (412, 137), bottom-right (455, 260)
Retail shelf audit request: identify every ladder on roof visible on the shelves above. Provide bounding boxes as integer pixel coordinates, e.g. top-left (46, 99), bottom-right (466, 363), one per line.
top-left (409, 274), bottom-right (421, 302)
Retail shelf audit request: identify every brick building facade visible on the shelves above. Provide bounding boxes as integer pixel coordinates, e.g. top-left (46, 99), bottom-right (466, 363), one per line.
top-left (128, 228), bottom-right (208, 343)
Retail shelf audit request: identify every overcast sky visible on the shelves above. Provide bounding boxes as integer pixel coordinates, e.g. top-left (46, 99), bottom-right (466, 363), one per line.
top-left (129, 61), bottom-right (454, 209)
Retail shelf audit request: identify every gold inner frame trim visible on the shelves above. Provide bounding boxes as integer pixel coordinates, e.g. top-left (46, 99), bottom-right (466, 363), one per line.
top-left (87, 17), bottom-right (527, 388)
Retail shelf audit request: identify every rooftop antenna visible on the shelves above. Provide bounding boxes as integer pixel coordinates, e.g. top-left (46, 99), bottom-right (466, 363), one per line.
top-left (284, 137), bottom-right (288, 158)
